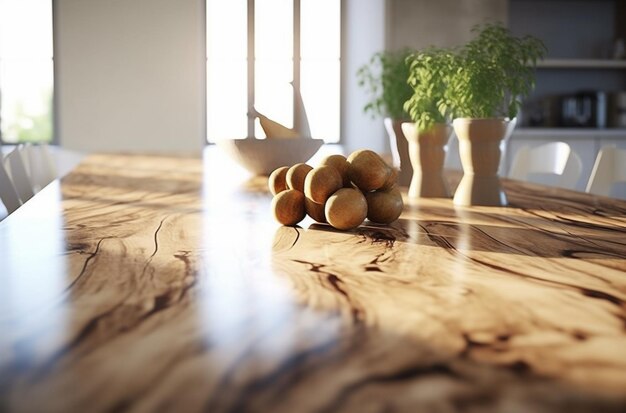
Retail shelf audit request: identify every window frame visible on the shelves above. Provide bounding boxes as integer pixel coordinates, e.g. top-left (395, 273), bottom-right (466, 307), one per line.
top-left (206, 0), bottom-right (342, 143)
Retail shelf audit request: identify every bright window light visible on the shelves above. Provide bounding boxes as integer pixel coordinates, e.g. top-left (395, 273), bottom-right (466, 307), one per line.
top-left (254, 0), bottom-right (293, 137)
top-left (0, 0), bottom-right (54, 144)
top-left (301, 0), bottom-right (340, 143)
top-left (206, 0), bottom-right (247, 141)
top-left (206, 0), bottom-right (340, 143)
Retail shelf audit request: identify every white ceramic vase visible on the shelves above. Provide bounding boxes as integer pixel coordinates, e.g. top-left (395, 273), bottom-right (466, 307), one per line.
top-left (384, 118), bottom-right (412, 187)
top-left (452, 117), bottom-right (517, 207)
top-left (401, 122), bottom-right (452, 198)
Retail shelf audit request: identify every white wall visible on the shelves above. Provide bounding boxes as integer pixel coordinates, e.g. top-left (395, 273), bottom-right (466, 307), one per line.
top-left (54, 0), bottom-right (205, 154)
top-left (341, 0), bottom-right (387, 154)
top-left (53, 0), bottom-right (505, 156)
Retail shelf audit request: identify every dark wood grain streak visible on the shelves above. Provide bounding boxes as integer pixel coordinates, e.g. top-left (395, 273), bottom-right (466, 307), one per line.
top-left (1, 151), bottom-right (626, 412)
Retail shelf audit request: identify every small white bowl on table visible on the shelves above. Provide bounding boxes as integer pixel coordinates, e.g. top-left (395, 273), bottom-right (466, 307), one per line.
top-left (216, 137), bottom-right (324, 176)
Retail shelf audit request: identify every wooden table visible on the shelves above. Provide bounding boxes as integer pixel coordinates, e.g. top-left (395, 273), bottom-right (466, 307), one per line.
top-left (1, 149), bottom-right (625, 412)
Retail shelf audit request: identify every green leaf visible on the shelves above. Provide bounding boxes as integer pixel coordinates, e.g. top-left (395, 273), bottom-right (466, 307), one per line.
top-left (356, 48), bottom-right (414, 119)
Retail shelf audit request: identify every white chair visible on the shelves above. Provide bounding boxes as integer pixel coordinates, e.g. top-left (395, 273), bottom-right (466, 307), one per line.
top-left (0, 151), bottom-right (22, 215)
top-left (3, 145), bottom-right (35, 203)
top-left (48, 145), bottom-right (85, 178)
top-left (586, 147), bottom-right (626, 197)
top-left (509, 142), bottom-right (583, 189)
top-left (24, 143), bottom-right (58, 192)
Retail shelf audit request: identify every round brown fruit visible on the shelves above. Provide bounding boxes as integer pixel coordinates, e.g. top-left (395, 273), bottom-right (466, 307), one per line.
top-left (305, 197), bottom-right (326, 223)
top-left (286, 163), bottom-right (313, 192)
top-left (347, 149), bottom-right (391, 191)
top-left (304, 165), bottom-right (343, 204)
top-left (268, 166), bottom-right (289, 195)
top-left (380, 167), bottom-right (399, 191)
top-left (366, 187), bottom-right (404, 224)
top-left (272, 189), bottom-right (306, 226)
top-left (325, 188), bottom-right (368, 230)
top-left (319, 154), bottom-right (351, 187)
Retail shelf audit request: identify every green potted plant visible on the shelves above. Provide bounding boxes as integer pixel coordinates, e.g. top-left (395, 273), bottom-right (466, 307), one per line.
top-left (402, 47), bottom-right (458, 198)
top-left (357, 49), bottom-right (414, 186)
top-left (447, 23), bottom-right (546, 206)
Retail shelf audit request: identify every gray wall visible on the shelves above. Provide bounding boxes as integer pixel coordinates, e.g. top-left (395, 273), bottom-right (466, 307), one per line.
top-left (54, 0), bottom-right (206, 154)
top-left (385, 0), bottom-right (507, 51)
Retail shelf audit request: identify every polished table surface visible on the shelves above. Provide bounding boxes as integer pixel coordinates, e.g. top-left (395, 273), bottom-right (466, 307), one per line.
top-left (1, 149), bottom-right (626, 412)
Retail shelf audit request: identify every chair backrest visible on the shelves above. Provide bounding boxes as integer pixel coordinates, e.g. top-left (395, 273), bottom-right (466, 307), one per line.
top-left (3, 145), bottom-right (35, 203)
top-left (24, 143), bottom-right (57, 192)
top-left (0, 151), bottom-right (22, 215)
top-left (509, 141), bottom-right (583, 189)
top-left (586, 147), bottom-right (626, 197)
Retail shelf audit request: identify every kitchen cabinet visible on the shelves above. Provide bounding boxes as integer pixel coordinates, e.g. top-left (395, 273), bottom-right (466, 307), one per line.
top-left (508, 0), bottom-right (624, 83)
top-left (505, 0), bottom-right (626, 199)
top-left (509, 0), bottom-right (626, 128)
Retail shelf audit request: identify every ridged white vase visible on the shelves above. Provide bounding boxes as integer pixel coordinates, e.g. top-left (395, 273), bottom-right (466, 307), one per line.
top-left (452, 117), bottom-right (516, 207)
top-left (384, 118), bottom-right (412, 187)
top-left (401, 122), bottom-right (452, 198)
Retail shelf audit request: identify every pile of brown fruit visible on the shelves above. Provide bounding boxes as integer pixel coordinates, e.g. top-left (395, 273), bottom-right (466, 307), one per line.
top-left (269, 149), bottom-right (404, 230)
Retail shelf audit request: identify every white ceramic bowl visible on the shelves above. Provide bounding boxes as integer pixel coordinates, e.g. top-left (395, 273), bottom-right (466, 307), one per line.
top-left (216, 138), bottom-right (324, 176)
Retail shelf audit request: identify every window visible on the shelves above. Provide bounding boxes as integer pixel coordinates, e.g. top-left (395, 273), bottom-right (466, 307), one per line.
top-left (0, 0), bottom-right (54, 144)
top-left (206, 0), bottom-right (341, 143)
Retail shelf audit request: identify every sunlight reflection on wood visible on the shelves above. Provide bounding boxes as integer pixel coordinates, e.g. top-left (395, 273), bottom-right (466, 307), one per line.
top-left (0, 149), bottom-right (625, 412)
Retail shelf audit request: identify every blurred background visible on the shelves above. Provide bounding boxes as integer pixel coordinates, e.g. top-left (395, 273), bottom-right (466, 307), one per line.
top-left (0, 0), bottom-right (624, 158)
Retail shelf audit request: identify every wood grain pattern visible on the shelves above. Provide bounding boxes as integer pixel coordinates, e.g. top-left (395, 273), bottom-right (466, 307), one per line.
top-left (1, 149), bottom-right (626, 412)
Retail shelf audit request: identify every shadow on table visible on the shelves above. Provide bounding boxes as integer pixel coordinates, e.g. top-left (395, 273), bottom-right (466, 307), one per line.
top-left (304, 216), bottom-right (626, 260)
